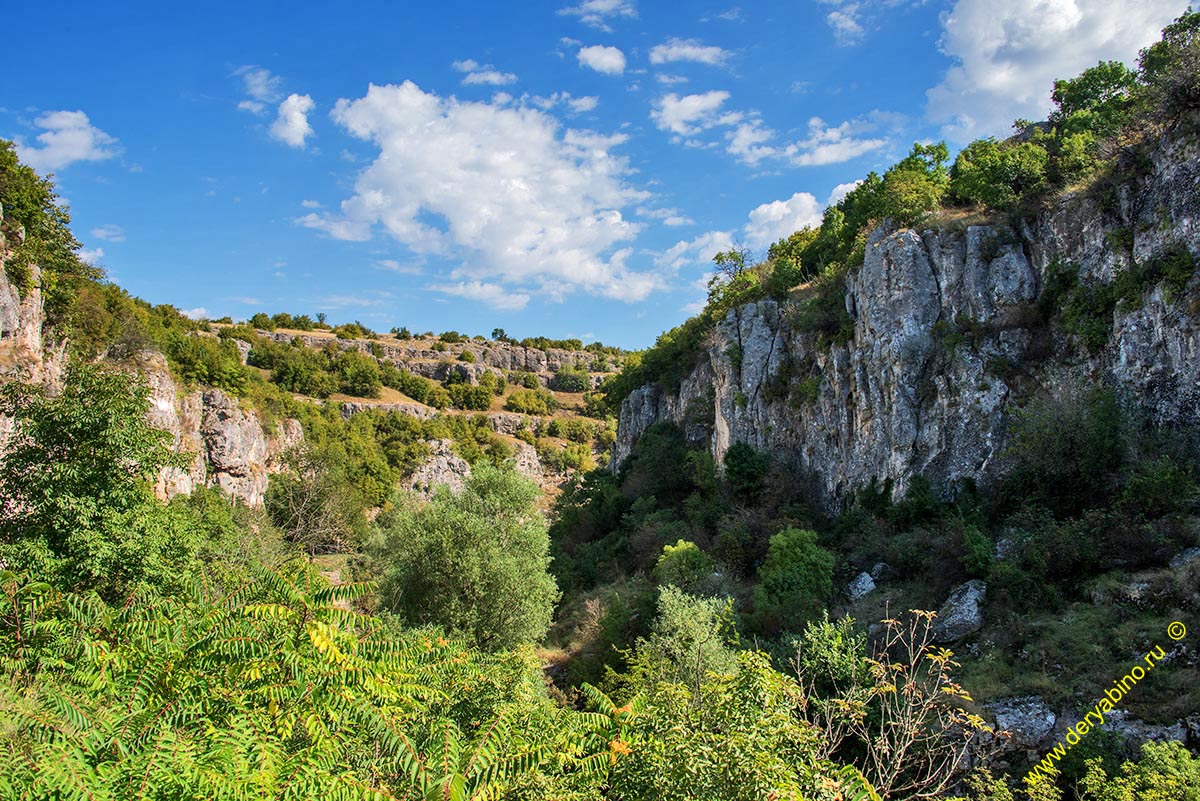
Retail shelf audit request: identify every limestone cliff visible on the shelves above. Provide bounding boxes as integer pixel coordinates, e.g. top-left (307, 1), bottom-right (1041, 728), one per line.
top-left (0, 205), bottom-right (302, 508)
top-left (615, 131), bottom-right (1200, 511)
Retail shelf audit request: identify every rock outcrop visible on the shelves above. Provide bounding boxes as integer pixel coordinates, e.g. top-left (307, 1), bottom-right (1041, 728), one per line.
top-left (140, 351), bottom-right (303, 507)
top-left (614, 131), bottom-right (1200, 511)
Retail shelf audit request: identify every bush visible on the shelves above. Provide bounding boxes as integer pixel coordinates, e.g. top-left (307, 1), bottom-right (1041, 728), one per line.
top-left (752, 528), bottom-right (834, 635)
top-left (506, 388), bottom-right (556, 415)
top-left (950, 138), bottom-right (1049, 209)
top-left (333, 350), bottom-right (382, 398)
top-left (653, 539), bottom-right (715, 594)
top-left (458, 350), bottom-right (477, 363)
top-left (372, 464), bottom-right (560, 650)
top-left (550, 367), bottom-right (589, 392)
top-left (448, 383), bottom-right (492, 411)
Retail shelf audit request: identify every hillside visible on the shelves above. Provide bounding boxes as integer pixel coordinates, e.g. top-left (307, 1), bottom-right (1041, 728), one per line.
top-left (3, 10), bottom-right (1200, 801)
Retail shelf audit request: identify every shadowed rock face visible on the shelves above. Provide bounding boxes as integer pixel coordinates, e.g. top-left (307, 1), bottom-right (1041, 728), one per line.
top-left (615, 131), bottom-right (1200, 512)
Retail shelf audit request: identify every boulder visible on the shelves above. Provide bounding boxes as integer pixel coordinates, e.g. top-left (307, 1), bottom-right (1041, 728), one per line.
top-left (989, 696), bottom-right (1057, 751)
top-left (934, 579), bottom-right (986, 642)
top-left (846, 572), bottom-right (876, 601)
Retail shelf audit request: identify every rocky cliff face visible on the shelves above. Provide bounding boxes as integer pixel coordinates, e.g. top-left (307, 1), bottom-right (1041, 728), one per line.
top-left (616, 132), bottom-right (1200, 511)
top-left (0, 204), bottom-right (302, 509)
top-left (141, 351), bottom-right (303, 506)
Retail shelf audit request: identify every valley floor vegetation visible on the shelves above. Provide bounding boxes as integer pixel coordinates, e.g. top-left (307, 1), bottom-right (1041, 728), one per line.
top-left (1, 9), bottom-right (1200, 801)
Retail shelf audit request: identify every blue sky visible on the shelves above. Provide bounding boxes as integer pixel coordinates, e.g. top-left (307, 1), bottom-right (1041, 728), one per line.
top-left (4, 0), bottom-right (1187, 348)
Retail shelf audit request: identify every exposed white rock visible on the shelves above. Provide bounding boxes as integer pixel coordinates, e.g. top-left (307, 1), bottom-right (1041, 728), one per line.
top-left (846, 571), bottom-right (876, 601)
top-left (989, 696), bottom-right (1057, 751)
top-left (934, 579), bottom-right (986, 643)
top-left (614, 130), bottom-right (1200, 512)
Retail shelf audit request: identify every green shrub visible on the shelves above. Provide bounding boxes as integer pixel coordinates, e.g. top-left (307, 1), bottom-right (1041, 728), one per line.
top-left (506, 388), bottom-right (556, 415)
top-left (950, 138), bottom-right (1050, 209)
top-left (333, 350), bottom-right (382, 398)
top-left (751, 528), bottom-right (834, 635)
top-left (653, 539), bottom-right (715, 593)
top-left (550, 367), bottom-right (589, 392)
top-left (458, 349), bottom-right (477, 363)
top-left (373, 464), bottom-right (560, 650)
top-left (448, 383), bottom-right (493, 411)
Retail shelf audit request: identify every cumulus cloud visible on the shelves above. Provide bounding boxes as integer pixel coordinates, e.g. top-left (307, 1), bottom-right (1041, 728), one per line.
top-left (577, 45), bottom-right (627, 75)
top-left (743, 193), bottom-right (823, 249)
top-left (651, 94), bottom-right (887, 167)
top-left (533, 92), bottom-right (600, 113)
top-left (655, 230), bottom-right (735, 270)
top-left (302, 82), bottom-right (657, 303)
top-left (270, 94), bottom-right (315, 148)
top-left (453, 59), bottom-right (517, 86)
top-left (782, 117), bottom-right (887, 166)
top-left (181, 307), bottom-right (209, 320)
top-left (15, 110), bottom-right (120, 172)
top-left (558, 0), bottom-right (637, 31)
top-left (90, 224), bottom-right (125, 242)
top-left (927, 0), bottom-right (1187, 140)
top-left (649, 37), bottom-right (732, 66)
top-left (650, 91), bottom-right (736, 135)
top-left (78, 247), bottom-right (105, 266)
top-left (236, 66), bottom-right (283, 102)
top-left (638, 206), bottom-right (694, 226)
top-left (431, 280), bottom-right (531, 310)
top-left (301, 199), bottom-right (322, 208)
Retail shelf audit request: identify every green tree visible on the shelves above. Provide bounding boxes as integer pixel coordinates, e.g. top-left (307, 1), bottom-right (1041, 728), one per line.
top-left (374, 464), bottom-right (560, 650)
top-left (0, 364), bottom-right (190, 598)
top-left (1050, 60), bottom-right (1138, 137)
top-left (951, 139), bottom-right (1050, 209)
top-left (333, 349), bottom-right (382, 397)
top-left (0, 140), bottom-right (99, 320)
top-left (752, 528), bottom-right (834, 634)
top-left (265, 446), bottom-right (369, 557)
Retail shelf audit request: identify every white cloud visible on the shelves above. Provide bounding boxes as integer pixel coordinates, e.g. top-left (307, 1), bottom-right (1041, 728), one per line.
top-left (577, 45), bottom-right (627, 75)
top-left (639, 206), bottom-right (694, 226)
top-left (655, 230), bottom-right (735, 270)
top-left (181, 307), bottom-right (209, 320)
top-left (301, 199), bottom-right (322, 209)
top-left (375, 259), bottom-right (421, 275)
top-left (15, 110), bottom-right (120, 172)
top-left (702, 7), bottom-right (744, 22)
top-left (649, 37), bottom-right (732, 66)
top-left (78, 247), bottom-right (104, 266)
top-left (228, 296), bottom-right (262, 305)
top-left (532, 92), bottom-right (599, 113)
top-left (237, 100), bottom-right (266, 115)
top-left (743, 192), bottom-right (823, 249)
top-left (90, 224), bottom-right (125, 242)
top-left (650, 90), bottom-right (735, 135)
top-left (651, 95), bottom-right (886, 167)
top-left (462, 70), bottom-right (518, 86)
top-left (927, 0), bottom-right (1187, 140)
top-left (270, 94), bottom-right (315, 148)
top-left (656, 74), bottom-right (689, 86)
top-left (782, 117), bottom-right (887, 166)
top-left (453, 59), bottom-right (517, 86)
top-left (431, 280), bottom-right (531, 310)
top-left (826, 180), bottom-right (861, 206)
top-left (742, 182), bottom-right (863, 249)
top-left (558, 0), bottom-right (637, 31)
top-left (569, 95), bottom-right (600, 112)
top-left (823, 2), bottom-right (866, 45)
top-left (305, 81), bottom-right (657, 303)
top-left (235, 66), bottom-right (283, 103)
